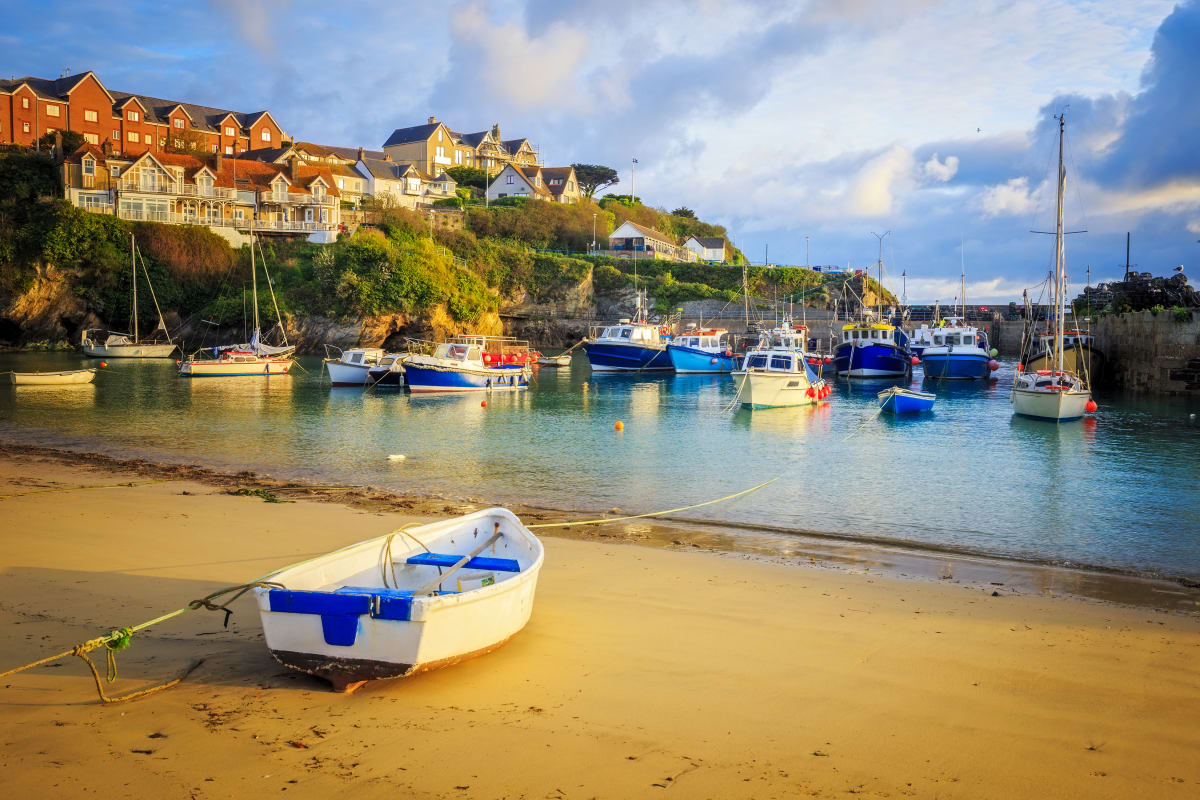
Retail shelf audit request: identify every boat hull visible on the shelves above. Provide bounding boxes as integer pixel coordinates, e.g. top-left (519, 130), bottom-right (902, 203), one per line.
top-left (365, 367), bottom-right (405, 388)
top-left (1011, 387), bottom-right (1090, 421)
top-left (326, 360), bottom-right (375, 386)
top-left (833, 342), bottom-right (912, 378)
top-left (667, 344), bottom-right (738, 373)
top-left (920, 350), bottom-right (991, 380)
top-left (404, 364), bottom-right (528, 392)
top-left (179, 359), bottom-right (293, 377)
top-left (9, 369), bottom-right (96, 385)
top-left (82, 343), bottom-right (177, 358)
top-left (731, 371), bottom-right (826, 408)
top-left (879, 388), bottom-right (935, 414)
top-left (254, 508), bottom-right (543, 692)
top-left (582, 341), bottom-right (672, 372)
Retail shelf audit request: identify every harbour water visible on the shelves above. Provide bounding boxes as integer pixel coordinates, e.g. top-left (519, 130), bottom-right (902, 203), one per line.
top-left (2, 352), bottom-right (1198, 576)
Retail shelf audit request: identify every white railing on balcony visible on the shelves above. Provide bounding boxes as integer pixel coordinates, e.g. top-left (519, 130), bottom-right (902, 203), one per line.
top-left (119, 181), bottom-right (235, 199)
top-left (244, 218), bottom-right (336, 232)
top-left (286, 193), bottom-right (334, 206)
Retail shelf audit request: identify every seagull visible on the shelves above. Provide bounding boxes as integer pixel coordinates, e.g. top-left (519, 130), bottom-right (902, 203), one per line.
top-left (976, 127), bottom-right (982, 133)
top-left (1174, 265), bottom-right (1185, 272)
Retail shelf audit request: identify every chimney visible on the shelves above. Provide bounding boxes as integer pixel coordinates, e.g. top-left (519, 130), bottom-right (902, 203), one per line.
top-left (491, 122), bottom-right (500, 140)
top-left (427, 115), bottom-right (437, 124)
top-left (215, 153), bottom-right (224, 173)
top-left (102, 138), bottom-right (112, 157)
top-left (357, 146), bottom-right (364, 162)
top-left (384, 153), bottom-right (391, 162)
top-left (290, 155), bottom-right (299, 182)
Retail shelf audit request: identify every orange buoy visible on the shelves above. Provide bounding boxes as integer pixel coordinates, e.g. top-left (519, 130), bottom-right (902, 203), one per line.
top-left (481, 400), bottom-right (487, 408)
top-left (99, 361), bottom-right (108, 368)
top-left (911, 356), bottom-right (919, 365)
top-left (614, 420), bottom-right (624, 432)
top-left (1017, 363), bottom-right (1024, 371)
top-left (1085, 400), bottom-right (1098, 413)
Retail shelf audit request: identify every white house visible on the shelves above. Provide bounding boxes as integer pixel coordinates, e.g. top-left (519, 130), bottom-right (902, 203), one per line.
top-left (486, 163), bottom-right (553, 202)
top-left (355, 156), bottom-right (456, 209)
top-left (607, 220), bottom-right (697, 262)
top-left (684, 235), bottom-right (726, 262)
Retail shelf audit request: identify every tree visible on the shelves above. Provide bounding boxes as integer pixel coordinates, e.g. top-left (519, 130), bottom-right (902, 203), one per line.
top-left (164, 127), bottom-right (211, 155)
top-left (446, 166), bottom-right (489, 189)
top-left (571, 163), bottom-right (619, 198)
top-left (670, 206), bottom-right (695, 218)
top-left (36, 129), bottom-right (84, 156)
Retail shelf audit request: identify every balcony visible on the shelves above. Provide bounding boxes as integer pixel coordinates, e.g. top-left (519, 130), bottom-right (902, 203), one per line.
top-left (119, 181), bottom-right (235, 199)
top-left (244, 218), bottom-right (336, 233)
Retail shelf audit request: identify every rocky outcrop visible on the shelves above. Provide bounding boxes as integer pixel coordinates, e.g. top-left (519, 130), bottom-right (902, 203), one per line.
top-left (0, 266), bottom-right (99, 348)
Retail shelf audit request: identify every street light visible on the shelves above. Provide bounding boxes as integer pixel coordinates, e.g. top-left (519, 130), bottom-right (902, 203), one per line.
top-left (592, 213), bottom-right (597, 254)
top-left (804, 235), bottom-right (810, 268)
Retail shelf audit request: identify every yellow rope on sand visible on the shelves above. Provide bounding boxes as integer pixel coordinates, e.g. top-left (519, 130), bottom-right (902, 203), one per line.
top-left (527, 477), bottom-right (778, 529)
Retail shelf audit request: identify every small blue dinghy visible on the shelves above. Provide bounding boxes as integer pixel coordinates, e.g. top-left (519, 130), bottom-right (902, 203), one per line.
top-left (877, 386), bottom-right (935, 414)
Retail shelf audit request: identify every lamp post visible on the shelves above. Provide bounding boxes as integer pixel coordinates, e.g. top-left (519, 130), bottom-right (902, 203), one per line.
top-left (592, 213), bottom-right (597, 254)
top-left (804, 234), bottom-right (810, 268)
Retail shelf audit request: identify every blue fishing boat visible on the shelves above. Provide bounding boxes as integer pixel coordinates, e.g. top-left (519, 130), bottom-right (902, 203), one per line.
top-left (920, 319), bottom-right (997, 380)
top-left (833, 322), bottom-right (912, 378)
top-left (877, 386), bottom-right (935, 414)
top-left (582, 321), bottom-right (672, 372)
top-left (667, 328), bottom-right (737, 373)
top-left (403, 336), bottom-right (531, 393)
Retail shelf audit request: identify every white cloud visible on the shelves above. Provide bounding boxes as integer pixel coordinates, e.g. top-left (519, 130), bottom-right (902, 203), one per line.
top-left (978, 177), bottom-right (1040, 217)
top-left (922, 153), bottom-right (959, 182)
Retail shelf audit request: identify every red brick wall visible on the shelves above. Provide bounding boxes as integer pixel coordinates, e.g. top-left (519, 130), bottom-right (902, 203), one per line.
top-left (11, 86), bottom-right (38, 145)
top-left (250, 117), bottom-right (280, 149)
top-left (66, 75), bottom-right (111, 147)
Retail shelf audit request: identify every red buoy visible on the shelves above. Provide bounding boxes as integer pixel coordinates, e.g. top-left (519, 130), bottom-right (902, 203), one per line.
top-left (1085, 400), bottom-right (1098, 413)
top-left (99, 361), bottom-right (108, 368)
top-left (911, 356), bottom-right (919, 365)
top-left (1017, 363), bottom-right (1024, 371)
top-left (481, 400), bottom-right (487, 408)
top-left (823, 357), bottom-right (832, 365)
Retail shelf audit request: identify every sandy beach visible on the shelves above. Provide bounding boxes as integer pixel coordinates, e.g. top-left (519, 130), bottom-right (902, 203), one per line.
top-left (1, 448), bottom-right (1198, 799)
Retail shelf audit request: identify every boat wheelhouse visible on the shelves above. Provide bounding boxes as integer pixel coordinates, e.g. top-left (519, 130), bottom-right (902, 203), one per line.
top-left (1025, 330), bottom-right (1104, 383)
top-left (919, 320), bottom-right (996, 380)
top-left (909, 324), bottom-right (934, 357)
top-left (325, 347), bottom-right (386, 386)
top-left (403, 336), bottom-right (531, 393)
top-left (833, 323), bottom-right (912, 378)
top-left (582, 320), bottom-right (672, 372)
top-left (666, 328), bottom-right (735, 373)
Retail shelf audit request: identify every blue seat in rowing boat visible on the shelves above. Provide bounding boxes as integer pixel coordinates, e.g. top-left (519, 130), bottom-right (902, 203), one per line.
top-left (405, 552), bottom-right (521, 572)
top-left (266, 585), bottom-right (461, 646)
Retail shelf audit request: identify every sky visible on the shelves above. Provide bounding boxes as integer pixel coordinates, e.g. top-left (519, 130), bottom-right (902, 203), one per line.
top-left (5, 0), bottom-right (1200, 302)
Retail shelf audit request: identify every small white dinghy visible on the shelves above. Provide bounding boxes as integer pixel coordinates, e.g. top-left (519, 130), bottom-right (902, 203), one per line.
top-left (538, 354), bottom-right (571, 367)
top-left (254, 507), bottom-right (543, 692)
top-left (8, 369), bottom-right (97, 386)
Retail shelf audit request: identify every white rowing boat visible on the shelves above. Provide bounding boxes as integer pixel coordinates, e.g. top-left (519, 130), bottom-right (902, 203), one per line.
top-left (8, 369), bottom-right (97, 386)
top-left (254, 507), bottom-right (543, 692)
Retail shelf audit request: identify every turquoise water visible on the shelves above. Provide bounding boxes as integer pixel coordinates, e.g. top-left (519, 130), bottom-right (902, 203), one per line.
top-left (2, 352), bottom-right (1199, 576)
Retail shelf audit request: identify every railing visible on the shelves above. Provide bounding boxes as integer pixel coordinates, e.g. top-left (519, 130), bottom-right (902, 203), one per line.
top-left (117, 209), bottom-right (226, 225)
top-left (287, 193), bottom-right (334, 206)
top-left (119, 182), bottom-right (235, 199)
top-left (249, 218), bottom-right (336, 232)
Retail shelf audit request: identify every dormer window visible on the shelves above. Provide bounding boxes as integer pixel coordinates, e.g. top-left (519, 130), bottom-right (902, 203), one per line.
top-left (174, 118), bottom-right (184, 129)
top-left (128, 110), bottom-right (139, 122)
top-left (198, 175), bottom-right (213, 196)
top-left (313, 184), bottom-right (325, 201)
top-left (224, 126), bottom-right (235, 137)
top-left (82, 158), bottom-right (95, 176)
top-left (261, 128), bottom-right (271, 142)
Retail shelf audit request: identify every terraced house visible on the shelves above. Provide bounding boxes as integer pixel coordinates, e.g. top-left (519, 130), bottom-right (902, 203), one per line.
top-left (0, 70), bottom-right (284, 156)
top-left (382, 117), bottom-right (539, 175)
top-left (63, 145), bottom-right (341, 243)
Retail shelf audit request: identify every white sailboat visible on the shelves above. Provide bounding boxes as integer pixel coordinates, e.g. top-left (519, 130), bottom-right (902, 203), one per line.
top-left (179, 227), bottom-right (295, 378)
top-left (81, 234), bottom-right (178, 358)
top-left (1011, 114), bottom-right (1094, 422)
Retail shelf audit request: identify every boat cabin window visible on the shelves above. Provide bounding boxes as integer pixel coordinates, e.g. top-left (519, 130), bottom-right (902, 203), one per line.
top-left (933, 335), bottom-right (943, 345)
top-left (349, 352), bottom-right (363, 364)
top-left (467, 346), bottom-right (481, 361)
top-left (747, 354), bottom-right (768, 369)
top-left (769, 354), bottom-right (793, 371)
top-left (380, 356), bottom-right (396, 366)
top-left (620, 328), bottom-right (632, 340)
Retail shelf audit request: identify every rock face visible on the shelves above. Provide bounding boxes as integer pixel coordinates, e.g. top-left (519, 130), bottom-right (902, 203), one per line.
top-left (0, 267), bottom-right (98, 347)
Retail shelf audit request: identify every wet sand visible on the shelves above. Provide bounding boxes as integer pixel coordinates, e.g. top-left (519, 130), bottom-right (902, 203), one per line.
top-left (1, 448), bottom-right (1199, 798)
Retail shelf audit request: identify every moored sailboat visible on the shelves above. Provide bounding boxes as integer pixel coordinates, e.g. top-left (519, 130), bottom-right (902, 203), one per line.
top-left (179, 229), bottom-right (295, 378)
top-left (81, 234), bottom-right (177, 358)
top-left (1011, 114), bottom-right (1095, 422)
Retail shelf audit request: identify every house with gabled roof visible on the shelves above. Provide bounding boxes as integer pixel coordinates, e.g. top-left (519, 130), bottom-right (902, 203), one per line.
top-left (607, 220), bottom-right (697, 263)
top-left (356, 154), bottom-right (457, 210)
top-left (382, 116), bottom-right (540, 176)
top-left (684, 235), bottom-right (728, 262)
top-left (0, 70), bottom-right (286, 159)
top-left (61, 144), bottom-right (342, 243)
top-left (487, 164), bottom-right (580, 204)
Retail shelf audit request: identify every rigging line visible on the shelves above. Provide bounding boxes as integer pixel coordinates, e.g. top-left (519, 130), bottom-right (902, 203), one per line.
top-left (526, 477), bottom-right (778, 529)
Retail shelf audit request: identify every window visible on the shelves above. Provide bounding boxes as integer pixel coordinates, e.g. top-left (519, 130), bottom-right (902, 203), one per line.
top-left (84, 109), bottom-right (98, 123)
top-left (174, 118), bottom-right (184, 129)
top-left (46, 104), bottom-right (60, 117)
top-left (506, 174), bottom-right (514, 184)
top-left (620, 329), bottom-right (632, 339)
top-left (173, 138), bottom-right (183, 149)
top-left (22, 121), bottom-right (30, 133)
top-left (159, 137), bottom-right (166, 146)
top-left (225, 145), bottom-right (233, 155)
top-left (435, 146), bottom-right (445, 158)
top-left (748, 354), bottom-right (769, 369)
top-left (210, 144), bottom-right (217, 153)
top-left (770, 355), bottom-right (793, 371)
top-left (110, 166), bottom-right (120, 177)
top-left (224, 126), bottom-right (235, 137)
top-left (569, 181), bottom-right (575, 190)
top-left (83, 132), bottom-right (98, 145)
top-left (22, 97), bottom-right (29, 109)
top-left (128, 110), bottom-right (139, 122)
top-left (455, 150), bottom-right (462, 164)
top-left (82, 158), bottom-right (95, 176)
top-left (128, 131), bottom-right (139, 142)
top-left (337, 178), bottom-right (344, 189)
top-left (260, 127), bottom-right (271, 142)
top-left (437, 130), bottom-right (442, 142)
top-left (112, 129), bottom-right (119, 139)
top-left (144, 134), bottom-right (151, 144)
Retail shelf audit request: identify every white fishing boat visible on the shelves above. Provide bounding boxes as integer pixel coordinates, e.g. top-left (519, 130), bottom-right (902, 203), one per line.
top-left (1012, 114), bottom-right (1095, 423)
top-left (179, 229), bottom-right (295, 378)
top-left (254, 507), bottom-right (543, 692)
top-left (8, 368), bottom-right (97, 386)
top-left (537, 354), bottom-right (572, 368)
top-left (81, 234), bottom-right (177, 358)
top-left (730, 326), bottom-right (830, 408)
top-left (324, 346), bottom-right (386, 386)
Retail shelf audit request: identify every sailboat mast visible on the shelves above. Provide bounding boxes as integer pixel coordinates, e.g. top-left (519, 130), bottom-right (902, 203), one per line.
top-left (960, 236), bottom-right (966, 319)
top-left (131, 233), bottom-right (138, 341)
top-left (250, 225), bottom-right (260, 335)
top-left (1054, 114), bottom-right (1066, 376)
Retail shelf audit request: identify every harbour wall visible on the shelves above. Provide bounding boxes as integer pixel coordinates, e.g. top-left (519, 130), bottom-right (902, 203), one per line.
top-left (1091, 311), bottom-right (1200, 395)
